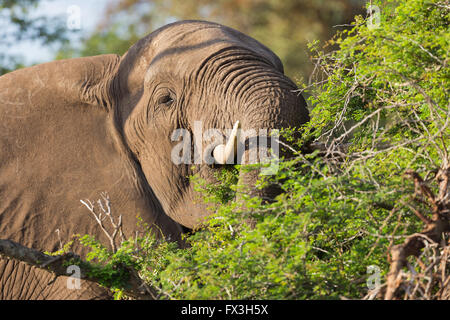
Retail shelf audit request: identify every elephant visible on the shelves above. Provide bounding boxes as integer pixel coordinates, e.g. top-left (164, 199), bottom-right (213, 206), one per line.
top-left (0, 20), bottom-right (309, 299)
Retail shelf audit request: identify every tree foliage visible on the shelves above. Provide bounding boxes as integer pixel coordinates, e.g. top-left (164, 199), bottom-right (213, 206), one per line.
top-left (0, 0), bottom-right (69, 74)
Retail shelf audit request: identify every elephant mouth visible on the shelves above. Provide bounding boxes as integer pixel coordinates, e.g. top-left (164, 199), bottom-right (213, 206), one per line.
top-left (193, 123), bottom-right (282, 206)
top-left (167, 121), bottom-right (299, 229)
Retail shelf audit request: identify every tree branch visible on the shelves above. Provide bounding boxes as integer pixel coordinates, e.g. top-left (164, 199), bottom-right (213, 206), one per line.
top-left (0, 239), bottom-right (156, 300)
top-left (385, 165), bottom-right (450, 299)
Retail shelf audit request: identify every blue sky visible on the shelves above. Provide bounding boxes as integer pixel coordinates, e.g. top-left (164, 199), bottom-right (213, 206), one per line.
top-left (5, 0), bottom-right (110, 65)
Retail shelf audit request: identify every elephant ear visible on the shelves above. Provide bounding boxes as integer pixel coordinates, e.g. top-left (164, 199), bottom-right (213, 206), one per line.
top-left (0, 55), bottom-right (182, 252)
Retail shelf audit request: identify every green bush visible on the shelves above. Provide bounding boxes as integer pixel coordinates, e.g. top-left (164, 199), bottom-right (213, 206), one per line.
top-left (75, 0), bottom-right (449, 299)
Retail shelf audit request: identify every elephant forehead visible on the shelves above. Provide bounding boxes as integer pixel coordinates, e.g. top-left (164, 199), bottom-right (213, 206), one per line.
top-left (120, 21), bottom-right (284, 94)
top-left (145, 21), bottom-right (281, 73)
top-left (147, 40), bottom-right (239, 75)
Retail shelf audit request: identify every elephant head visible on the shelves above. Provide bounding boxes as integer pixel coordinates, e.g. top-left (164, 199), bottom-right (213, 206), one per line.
top-left (112, 20), bottom-right (309, 228)
top-left (0, 20), bottom-right (309, 299)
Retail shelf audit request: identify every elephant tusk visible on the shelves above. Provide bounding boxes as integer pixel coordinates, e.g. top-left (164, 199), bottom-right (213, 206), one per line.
top-left (213, 120), bottom-right (241, 164)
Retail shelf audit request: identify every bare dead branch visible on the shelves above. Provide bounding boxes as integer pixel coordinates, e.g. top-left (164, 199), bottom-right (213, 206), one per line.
top-left (80, 192), bottom-right (125, 252)
top-left (385, 166), bottom-right (450, 299)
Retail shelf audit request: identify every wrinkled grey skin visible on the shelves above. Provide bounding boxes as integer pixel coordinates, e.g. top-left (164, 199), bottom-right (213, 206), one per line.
top-left (0, 20), bottom-right (309, 299)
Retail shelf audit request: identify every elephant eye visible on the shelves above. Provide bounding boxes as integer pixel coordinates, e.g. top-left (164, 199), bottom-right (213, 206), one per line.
top-left (158, 94), bottom-right (174, 106)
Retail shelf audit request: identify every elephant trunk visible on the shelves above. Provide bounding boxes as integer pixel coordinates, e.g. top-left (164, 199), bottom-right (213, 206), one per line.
top-left (235, 81), bottom-right (309, 203)
top-left (236, 134), bottom-right (283, 203)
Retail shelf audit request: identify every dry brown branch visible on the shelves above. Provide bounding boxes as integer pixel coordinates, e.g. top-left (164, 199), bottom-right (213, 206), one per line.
top-left (385, 165), bottom-right (450, 299)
